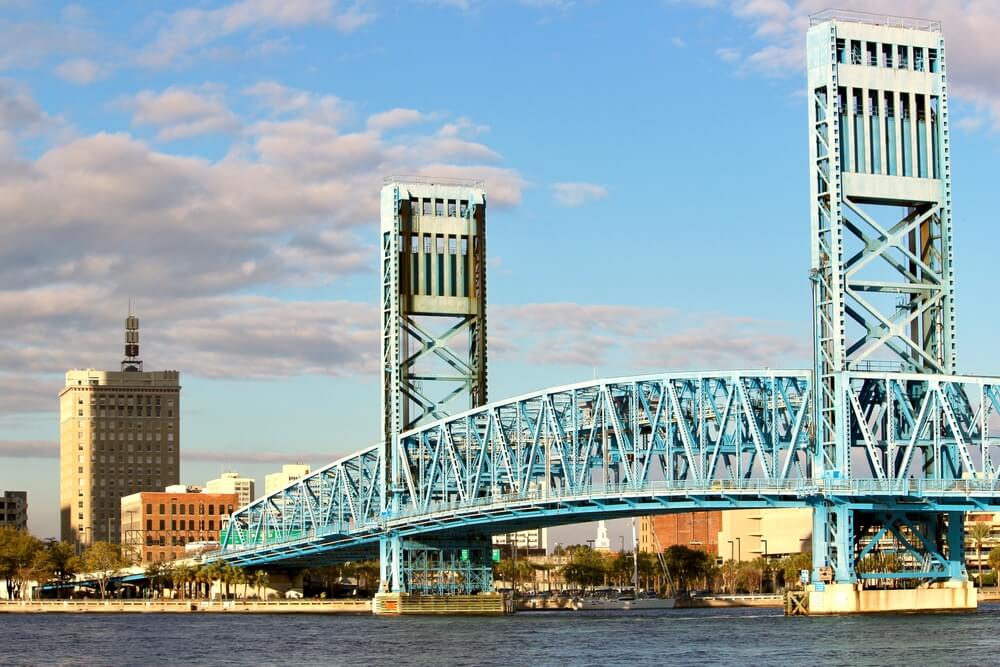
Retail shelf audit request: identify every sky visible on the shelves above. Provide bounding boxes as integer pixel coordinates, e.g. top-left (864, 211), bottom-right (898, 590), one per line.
top-left (3, 0), bottom-right (1000, 546)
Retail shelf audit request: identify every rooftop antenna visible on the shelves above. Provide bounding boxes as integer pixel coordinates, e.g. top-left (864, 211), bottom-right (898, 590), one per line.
top-left (121, 307), bottom-right (142, 372)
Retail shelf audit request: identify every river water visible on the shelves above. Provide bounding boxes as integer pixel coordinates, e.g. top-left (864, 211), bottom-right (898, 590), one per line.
top-left (4, 604), bottom-right (998, 666)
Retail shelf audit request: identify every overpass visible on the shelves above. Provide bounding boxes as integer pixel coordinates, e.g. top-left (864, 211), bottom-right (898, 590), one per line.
top-left (217, 11), bottom-right (1000, 614)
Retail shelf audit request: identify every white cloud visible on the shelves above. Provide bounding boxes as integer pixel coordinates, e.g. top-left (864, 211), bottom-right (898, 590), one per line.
top-left (0, 83), bottom-right (526, 421)
top-left (699, 1), bottom-right (1000, 126)
top-left (126, 87), bottom-right (241, 141)
top-left (551, 181), bottom-right (607, 207)
top-left (366, 108), bottom-right (424, 131)
top-left (244, 80), bottom-right (350, 126)
top-left (138, 0), bottom-right (370, 67)
top-left (491, 304), bottom-right (808, 370)
top-left (716, 47), bottom-right (740, 63)
top-left (54, 58), bottom-right (105, 85)
top-left (0, 20), bottom-right (100, 70)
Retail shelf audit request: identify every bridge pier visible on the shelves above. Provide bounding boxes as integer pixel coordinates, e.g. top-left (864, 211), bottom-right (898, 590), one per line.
top-left (801, 581), bottom-right (976, 615)
top-left (801, 505), bottom-right (976, 615)
top-left (379, 534), bottom-right (494, 598)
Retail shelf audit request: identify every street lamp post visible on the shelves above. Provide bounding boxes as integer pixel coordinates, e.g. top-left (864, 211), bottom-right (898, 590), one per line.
top-left (760, 539), bottom-right (768, 559)
top-left (735, 537), bottom-right (741, 562)
top-left (728, 540), bottom-right (734, 561)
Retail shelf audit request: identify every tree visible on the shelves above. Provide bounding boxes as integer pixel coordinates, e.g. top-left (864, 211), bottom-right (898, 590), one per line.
top-left (172, 563), bottom-right (194, 600)
top-left (738, 558), bottom-right (766, 594)
top-left (0, 528), bottom-right (44, 600)
top-left (352, 560), bottom-right (380, 593)
top-left (661, 545), bottom-right (714, 594)
top-left (41, 540), bottom-right (78, 592)
top-left (235, 567), bottom-right (250, 601)
top-left (251, 570), bottom-right (270, 600)
top-left (220, 563), bottom-right (238, 599)
top-left (145, 562), bottom-right (169, 598)
top-left (200, 561), bottom-right (223, 599)
top-left (718, 559), bottom-right (739, 594)
top-left (79, 541), bottom-right (126, 599)
top-left (777, 552), bottom-right (812, 591)
top-left (969, 522), bottom-right (992, 587)
top-left (988, 546), bottom-right (1000, 588)
top-left (559, 546), bottom-right (607, 590)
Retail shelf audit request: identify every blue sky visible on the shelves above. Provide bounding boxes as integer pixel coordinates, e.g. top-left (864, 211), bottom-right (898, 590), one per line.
top-left (3, 0), bottom-right (1000, 544)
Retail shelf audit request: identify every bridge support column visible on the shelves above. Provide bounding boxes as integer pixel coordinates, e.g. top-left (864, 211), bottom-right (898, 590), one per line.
top-left (812, 502), bottom-right (854, 584)
top-left (378, 534), bottom-right (494, 596)
top-left (800, 506), bottom-right (976, 615)
top-left (375, 534), bottom-right (502, 615)
top-left (379, 534), bottom-right (404, 593)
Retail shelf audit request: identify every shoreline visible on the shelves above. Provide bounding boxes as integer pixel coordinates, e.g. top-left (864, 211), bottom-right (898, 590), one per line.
top-left (0, 599), bottom-right (371, 614)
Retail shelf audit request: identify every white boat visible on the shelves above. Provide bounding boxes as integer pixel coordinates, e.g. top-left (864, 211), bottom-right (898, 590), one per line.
top-left (572, 593), bottom-right (676, 611)
top-left (571, 518), bottom-right (677, 611)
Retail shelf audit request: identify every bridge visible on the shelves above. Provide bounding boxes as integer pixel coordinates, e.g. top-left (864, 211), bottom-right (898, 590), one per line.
top-left (217, 10), bottom-right (1000, 614)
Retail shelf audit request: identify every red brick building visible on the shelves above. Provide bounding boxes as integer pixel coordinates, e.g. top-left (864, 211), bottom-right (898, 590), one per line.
top-left (639, 512), bottom-right (721, 556)
top-left (120, 486), bottom-right (238, 563)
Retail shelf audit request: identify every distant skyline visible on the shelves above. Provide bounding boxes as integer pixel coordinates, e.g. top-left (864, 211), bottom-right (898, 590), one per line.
top-left (4, 1), bottom-right (1000, 546)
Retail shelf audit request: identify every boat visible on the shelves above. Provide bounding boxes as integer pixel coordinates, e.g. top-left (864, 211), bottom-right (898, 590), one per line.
top-left (571, 518), bottom-right (676, 610)
top-left (571, 591), bottom-right (676, 611)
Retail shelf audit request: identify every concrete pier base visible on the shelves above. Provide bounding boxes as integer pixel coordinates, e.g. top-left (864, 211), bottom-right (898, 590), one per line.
top-left (372, 592), bottom-right (511, 616)
top-left (801, 581), bottom-right (977, 615)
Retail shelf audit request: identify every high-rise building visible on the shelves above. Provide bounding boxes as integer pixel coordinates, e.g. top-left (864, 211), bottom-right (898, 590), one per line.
top-left (0, 491), bottom-right (27, 531)
top-left (121, 486), bottom-right (238, 563)
top-left (59, 315), bottom-right (180, 546)
top-left (264, 464), bottom-right (311, 495)
top-left (206, 472), bottom-right (255, 508)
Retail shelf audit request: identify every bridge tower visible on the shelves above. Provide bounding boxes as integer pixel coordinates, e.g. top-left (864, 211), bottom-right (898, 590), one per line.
top-left (807, 11), bottom-right (967, 587)
top-left (378, 177), bottom-right (492, 594)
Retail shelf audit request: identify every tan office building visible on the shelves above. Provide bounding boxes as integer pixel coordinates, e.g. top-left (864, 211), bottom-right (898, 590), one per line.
top-left (264, 464), bottom-right (311, 495)
top-left (59, 316), bottom-right (181, 546)
top-left (206, 472), bottom-right (255, 508)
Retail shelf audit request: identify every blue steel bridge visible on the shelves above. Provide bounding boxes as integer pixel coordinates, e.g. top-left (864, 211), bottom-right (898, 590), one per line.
top-left (218, 11), bottom-right (1000, 599)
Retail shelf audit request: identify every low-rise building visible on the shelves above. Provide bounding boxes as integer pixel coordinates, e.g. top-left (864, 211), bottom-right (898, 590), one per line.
top-left (205, 472), bottom-right (255, 508)
top-left (641, 508), bottom-right (812, 562)
top-left (0, 491), bottom-right (27, 530)
top-left (120, 485), bottom-right (238, 563)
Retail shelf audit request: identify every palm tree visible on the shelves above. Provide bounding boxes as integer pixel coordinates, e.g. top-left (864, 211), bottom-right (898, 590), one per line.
top-left (252, 570), bottom-right (270, 600)
top-left (171, 563), bottom-right (192, 600)
top-left (202, 561), bottom-right (223, 599)
top-left (220, 563), bottom-right (237, 600)
top-left (969, 522), bottom-right (992, 586)
top-left (233, 567), bottom-right (250, 601)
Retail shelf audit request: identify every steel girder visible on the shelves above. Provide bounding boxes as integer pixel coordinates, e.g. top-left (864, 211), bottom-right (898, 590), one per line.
top-left (219, 446), bottom-right (382, 560)
top-left (216, 370), bottom-right (1000, 584)
top-left (393, 371), bottom-right (813, 514)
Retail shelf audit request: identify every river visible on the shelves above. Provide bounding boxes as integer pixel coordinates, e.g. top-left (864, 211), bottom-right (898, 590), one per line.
top-left (4, 604), bottom-right (998, 666)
